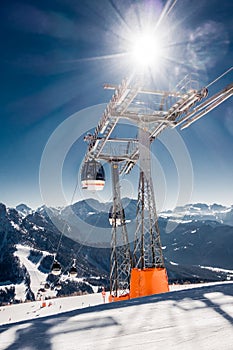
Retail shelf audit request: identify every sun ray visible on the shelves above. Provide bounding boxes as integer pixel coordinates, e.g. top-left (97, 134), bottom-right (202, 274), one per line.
top-left (61, 52), bottom-right (129, 64)
top-left (155, 0), bottom-right (178, 29)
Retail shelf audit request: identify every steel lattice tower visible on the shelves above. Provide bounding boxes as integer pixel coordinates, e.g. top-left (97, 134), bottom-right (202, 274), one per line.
top-left (109, 162), bottom-right (132, 298)
top-left (133, 127), bottom-right (164, 269)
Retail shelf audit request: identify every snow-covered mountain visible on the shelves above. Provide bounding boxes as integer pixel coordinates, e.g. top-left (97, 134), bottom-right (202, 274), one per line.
top-left (0, 200), bottom-right (233, 305)
top-left (15, 203), bottom-right (32, 217)
top-left (0, 203), bottom-right (109, 305)
top-left (48, 198), bottom-right (233, 275)
top-left (15, 200), bottom-right (233, 227)
top-left (161, 202), bottom-right (233, 226)
top-left (58, 200), bottom-right (233, 228)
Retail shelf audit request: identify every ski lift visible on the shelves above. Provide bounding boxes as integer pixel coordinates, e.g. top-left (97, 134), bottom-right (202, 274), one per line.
top-left (109, 206), bottom-right (122, 226)
top-left (69, 259), bottom-right (77, 278)
top-left (51, 260), bottom-right (61, 276)
top-left (44, 282), bottom-right (50, 290)
top-left (81, 159), bottom-right (105, 191)
top-left (69, 266), bottom-right (78, 278)
top-left (55, 283), bottom-right (62, 290)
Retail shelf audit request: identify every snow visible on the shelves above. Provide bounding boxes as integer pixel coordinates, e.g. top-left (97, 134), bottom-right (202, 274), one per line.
top-left (0, 282), bottom-right (232, 349)
top-left (13, 245), bottom-right (55, 300)
top-left (199, 265), bottom-right (233, 275)
top-left (9, 245), bottom-right (99, 301)
top-left (0, 283), bottom-right (26, 304)
top-left (14, 283), bottom-right (27, 301)
top-left (15, 204), bottom-right (32, 217)
top-left (32, 224), bottom-right (44, 231)
top-left (10, 221), bottom-right (20, 231)
top-left (0, 292), bottom-right (104, 326)
top-left (164, 219), bottom-right (193, 224)
top-left (160, 203), bottom-right (233, 226)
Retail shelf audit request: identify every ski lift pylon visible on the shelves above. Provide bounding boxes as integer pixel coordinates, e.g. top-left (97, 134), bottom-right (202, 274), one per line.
top-left (109, 205), bottom-right (122, 226)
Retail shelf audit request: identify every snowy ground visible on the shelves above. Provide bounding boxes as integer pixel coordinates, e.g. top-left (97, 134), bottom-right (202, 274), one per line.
top-left (0, 281), bottom-right (232, 350)
top-left (13, 245), bottom-right (56, 300)
top-left (8, 245), bottom-right (99, 302)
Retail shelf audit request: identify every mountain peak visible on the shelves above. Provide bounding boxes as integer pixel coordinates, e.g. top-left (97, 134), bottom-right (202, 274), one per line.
top-left (16, 203), bottom-right (32, 216)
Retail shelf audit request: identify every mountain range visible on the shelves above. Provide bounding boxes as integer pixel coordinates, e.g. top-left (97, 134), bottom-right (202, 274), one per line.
top-left (0, 199), bottom-right (232, 305)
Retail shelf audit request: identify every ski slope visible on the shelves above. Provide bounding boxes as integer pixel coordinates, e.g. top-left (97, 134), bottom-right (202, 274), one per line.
top-left (13, 245), bottom-right (56, 300)
top-left (0, 282), bottom-right (232, 350)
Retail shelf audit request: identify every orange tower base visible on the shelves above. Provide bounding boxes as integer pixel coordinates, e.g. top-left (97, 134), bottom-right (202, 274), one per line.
top-left (108, 293), bottom-right (130, 303)
top-left (129, 267), bottom-right (169, 299)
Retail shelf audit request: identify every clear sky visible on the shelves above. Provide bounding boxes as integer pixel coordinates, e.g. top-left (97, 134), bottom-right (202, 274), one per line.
top-left (0, 0), bottom-right (232, 210)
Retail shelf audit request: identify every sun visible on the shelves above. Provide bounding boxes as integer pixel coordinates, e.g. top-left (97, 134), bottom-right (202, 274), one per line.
top-left (130, 31), bottom-right (163, 68)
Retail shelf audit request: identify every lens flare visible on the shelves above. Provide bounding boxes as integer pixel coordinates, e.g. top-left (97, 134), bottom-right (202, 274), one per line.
top-left (130, 31), bottom-right (163, 68)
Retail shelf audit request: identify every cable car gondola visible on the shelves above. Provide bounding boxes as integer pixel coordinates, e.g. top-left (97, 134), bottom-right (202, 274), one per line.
top-left (109, 206), bottom-right (122, 226)
top-left (81, 159), bottom-right (105, 191)
top-left (69, 259), bottom-right (77, 278)
top-left (44, 282), bottom-right (50, 290)
top-left (51, 260), bottom-right (61, 276)
top-left (69, 266), bottom-right (77, 278)
top-left (55, 283), bottom-right (62, 290)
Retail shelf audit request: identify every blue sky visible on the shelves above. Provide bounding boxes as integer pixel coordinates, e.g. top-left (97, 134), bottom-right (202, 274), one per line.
top-left (0, 0), bottom-right (232, 209)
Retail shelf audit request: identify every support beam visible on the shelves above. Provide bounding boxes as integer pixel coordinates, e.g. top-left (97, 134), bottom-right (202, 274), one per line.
top-left (109, 162), bottom-right (132, 300)
top-left (133, 127), bottom-right (164, 269)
